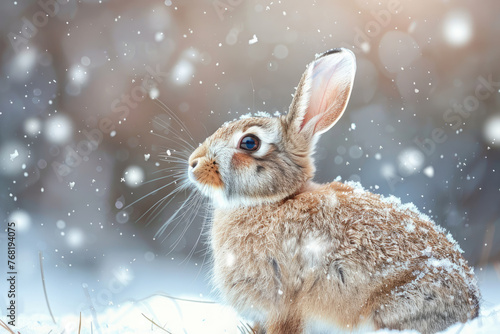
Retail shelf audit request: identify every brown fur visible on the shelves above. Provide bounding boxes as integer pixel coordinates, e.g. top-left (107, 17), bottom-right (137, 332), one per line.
top-left (191, 158), bottom-right (223, 188)
top-left (187, 49), bottom-right (480, 333)
top-left (232, 152), bottom-right (256, 169)
top-left (211, 182), bottom-right (479, 333)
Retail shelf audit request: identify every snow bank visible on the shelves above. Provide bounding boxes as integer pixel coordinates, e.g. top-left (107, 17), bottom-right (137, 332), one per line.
top-left (7, 300), bottom-right (500, 333)
top-left (10, 295), bottom-right (239, 333)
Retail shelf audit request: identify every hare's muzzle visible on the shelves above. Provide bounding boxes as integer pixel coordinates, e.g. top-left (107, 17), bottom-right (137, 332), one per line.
top-left (188, 145), bottom-right (224, 191)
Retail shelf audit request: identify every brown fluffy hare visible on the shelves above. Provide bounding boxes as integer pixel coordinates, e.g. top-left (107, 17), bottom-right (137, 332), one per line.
top-left (187, 49), bottom-right (480, 333)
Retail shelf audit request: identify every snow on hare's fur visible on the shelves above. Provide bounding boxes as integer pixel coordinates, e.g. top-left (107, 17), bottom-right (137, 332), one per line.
top-left (187, 49), bottom-right (480, 334)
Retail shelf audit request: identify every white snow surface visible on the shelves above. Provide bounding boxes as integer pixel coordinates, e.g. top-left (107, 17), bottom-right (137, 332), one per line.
top-left (8, 265), bottom-right (500, 334)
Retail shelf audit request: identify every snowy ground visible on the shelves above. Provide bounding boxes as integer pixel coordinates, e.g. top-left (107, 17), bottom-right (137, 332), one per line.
top-left (5, 265), bottom-right (500, 334)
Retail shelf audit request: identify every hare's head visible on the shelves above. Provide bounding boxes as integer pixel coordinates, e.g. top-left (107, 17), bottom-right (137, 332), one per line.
top-left (188, 49), bottom-right (356, 208)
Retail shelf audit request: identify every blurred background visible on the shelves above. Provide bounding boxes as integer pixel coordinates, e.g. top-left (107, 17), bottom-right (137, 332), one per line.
top-left (0, 0), bottom-right (499, 320)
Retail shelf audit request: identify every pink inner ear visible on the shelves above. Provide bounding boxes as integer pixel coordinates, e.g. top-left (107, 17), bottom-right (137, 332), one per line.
top-left (299, 55), bottom-right (349, 134)
top-left (300, 63), bottom-right (339, 131)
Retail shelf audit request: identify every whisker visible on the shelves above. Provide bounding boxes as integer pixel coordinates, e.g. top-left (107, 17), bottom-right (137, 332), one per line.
top-left (141, 172), bottom-right (186, 186)
top-left (141, 182), bottom-right (192, 225)
top-left (151, 111), bottom-right (190, 138)
top-left (175, 195), bottom-right (206, 263)
top-left (180, 197), bottom-right (209, 265)
top-left (199, 121), bottom-right (210, 138)
top-left (150, 126), bottom-right (195, 153)
top-left (153, 161), bottom-right (188, 169)
top-left (151, 115), bottom-right (193, 145)
top-left (153, 99), bottom-right (196, 144)
top-left (152, 121), bottom-right (194, 148)
top-left (124, 178), bottom-right (183, 210)
top-left (156, 154), bottom-right (190, 162)
top-left (136, 191), bottom-right (178, 226)
top-left (155, 155), bottom-right (189, 162)
top-left (163, 192), bottom-right (202, 245)
top-left (162, 195), bottom-right (204, 256)
top-left (155, 191), bottom-right (197, 237)
top-left (195, 245), bottom-right (211, 280)
top-left (153, 138), bottom-right (196, 156)
top-left (152, 131), bottom-right (196, 153)
top-left (152, 169), bottom-right (187, 177)
top-left (197, 202), bottom-right (214, 273)
top-left (157, 159), bottom-right (190, 166)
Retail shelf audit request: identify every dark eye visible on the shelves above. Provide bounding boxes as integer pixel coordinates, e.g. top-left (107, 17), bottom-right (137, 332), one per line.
top-left (239, 135), bottom-right (260, 151)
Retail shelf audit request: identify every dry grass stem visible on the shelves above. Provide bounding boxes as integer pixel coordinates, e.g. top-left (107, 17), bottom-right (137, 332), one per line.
top-left (141, 313), bottom-right (172, 333)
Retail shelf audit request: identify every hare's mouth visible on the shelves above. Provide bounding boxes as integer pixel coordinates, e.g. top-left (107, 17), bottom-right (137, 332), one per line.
top-left (188, 177), bottom-right (230, 208)
top-left (188, 157), bottom-right (226, 201)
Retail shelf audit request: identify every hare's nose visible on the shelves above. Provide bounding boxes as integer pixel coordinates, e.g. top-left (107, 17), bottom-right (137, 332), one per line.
top-left (190, 159), bottom-right (198, 169)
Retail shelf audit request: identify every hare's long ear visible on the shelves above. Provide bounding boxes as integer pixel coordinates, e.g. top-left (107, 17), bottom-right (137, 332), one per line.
top-left (286, 48), bottom-right (356, 139)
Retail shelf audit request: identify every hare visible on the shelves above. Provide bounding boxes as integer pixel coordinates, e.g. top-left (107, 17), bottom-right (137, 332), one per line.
top-left (187, 49), bottom-right (480, 333)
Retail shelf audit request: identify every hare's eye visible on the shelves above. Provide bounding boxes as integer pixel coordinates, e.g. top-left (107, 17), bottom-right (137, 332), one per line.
top-left (239, 135), bottom-right (260, 151)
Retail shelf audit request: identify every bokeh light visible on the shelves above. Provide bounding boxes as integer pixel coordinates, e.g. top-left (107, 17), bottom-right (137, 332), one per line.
top-left (484, 114), bottom-right (500, 147)
top-left (443, 9), bottom-right (473, 47)
top-left (123, 165), bottom-right (145, 187)
top-left (44, 114), bottom-right (73, 144)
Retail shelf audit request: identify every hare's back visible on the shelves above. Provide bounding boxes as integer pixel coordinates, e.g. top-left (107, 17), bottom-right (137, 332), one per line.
top-left (326, 181), bottom-right (477, 290)
top-left (325, 181), bottom-right (463, 261)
